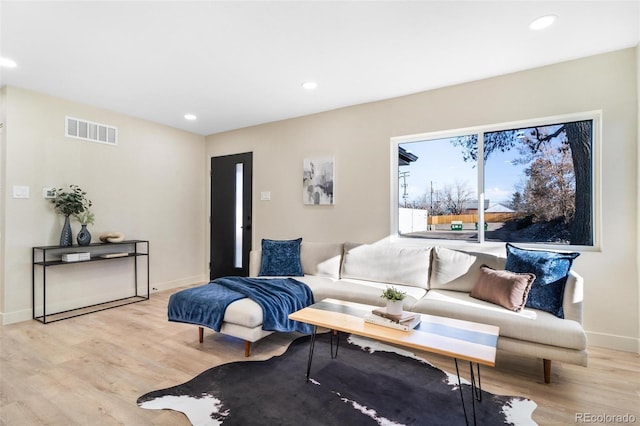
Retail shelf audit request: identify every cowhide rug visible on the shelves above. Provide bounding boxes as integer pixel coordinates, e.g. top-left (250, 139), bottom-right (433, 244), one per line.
top-left (138, 333), bottom-right (537, 425)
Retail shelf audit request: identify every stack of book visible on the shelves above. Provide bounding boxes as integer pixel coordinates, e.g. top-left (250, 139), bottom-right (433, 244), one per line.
top-left (61, 252), bottom-right (91, 262)
top-left (364, 308), bottom-right (421, 331)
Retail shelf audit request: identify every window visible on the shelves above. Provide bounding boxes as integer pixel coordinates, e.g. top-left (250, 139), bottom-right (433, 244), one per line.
top-left (391, 112), bottom-right (599, 248)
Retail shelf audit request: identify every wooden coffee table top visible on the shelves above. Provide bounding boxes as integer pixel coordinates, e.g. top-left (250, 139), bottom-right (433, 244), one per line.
top-left (289, 298), bottom-right (499, 366)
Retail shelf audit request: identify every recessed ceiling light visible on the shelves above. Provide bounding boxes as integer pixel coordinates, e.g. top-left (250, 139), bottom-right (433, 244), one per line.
top-left (529, 15), bottom-right (556, 30)
top-left (302, 81), bottom-right (318, 90)
top-left (0, 57), bottom-right (17, 68)
top-left (184, 114), bottom-right (197, 121)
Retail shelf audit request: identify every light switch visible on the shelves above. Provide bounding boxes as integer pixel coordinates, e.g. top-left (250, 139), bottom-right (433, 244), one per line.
top-left (13, 185), bottom-right (30, 199)
top-left (261, 191), bottom-right (271, 201)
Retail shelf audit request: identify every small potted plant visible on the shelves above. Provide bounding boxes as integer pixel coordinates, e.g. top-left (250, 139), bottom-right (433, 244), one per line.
top-left (381, 286), bottom-right (406, 315)
top-left (51, 185), bottom-right (92, 247)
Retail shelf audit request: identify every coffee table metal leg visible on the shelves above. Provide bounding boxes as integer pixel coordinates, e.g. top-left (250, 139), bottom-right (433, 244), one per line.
top-left (455, 359), bottom-right (482, 426)
top-left (330, 330), bottom-right (340, 359)
top-left (470, 362), bottom-right (482, 402)
top-left (306, 325), bottom-right (318, 382)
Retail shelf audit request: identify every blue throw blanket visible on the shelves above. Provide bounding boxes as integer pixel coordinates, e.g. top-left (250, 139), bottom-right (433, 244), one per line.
top-left (168, 277), bottom-right (314, 334)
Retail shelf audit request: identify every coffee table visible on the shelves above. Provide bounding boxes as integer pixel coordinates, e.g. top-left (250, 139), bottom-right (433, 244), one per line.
top-left (289, 298), bottom-right (499, 426)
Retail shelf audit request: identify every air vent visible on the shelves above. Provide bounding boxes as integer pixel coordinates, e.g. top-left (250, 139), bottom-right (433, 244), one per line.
top-left (65, 116), bottom-right (118, 146)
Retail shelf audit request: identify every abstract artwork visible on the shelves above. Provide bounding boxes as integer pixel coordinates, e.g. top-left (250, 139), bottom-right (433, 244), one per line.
top-left (303, 157), bottom-right (334, 205)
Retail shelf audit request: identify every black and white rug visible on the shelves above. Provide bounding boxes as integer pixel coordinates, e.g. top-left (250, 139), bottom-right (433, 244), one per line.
top-left (138, 334), bottom-right (537, 425)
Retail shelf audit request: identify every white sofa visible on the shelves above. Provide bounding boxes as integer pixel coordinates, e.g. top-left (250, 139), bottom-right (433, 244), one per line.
top-left (199, 241), bottom-right (587, 383)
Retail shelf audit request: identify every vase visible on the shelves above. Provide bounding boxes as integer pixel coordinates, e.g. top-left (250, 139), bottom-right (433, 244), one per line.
top-left (386, 299), bottom-right (403, 315)
top-left (59, 215), bottom-right (73, 247)
top-left (77, 224), bottom-right (92, 246)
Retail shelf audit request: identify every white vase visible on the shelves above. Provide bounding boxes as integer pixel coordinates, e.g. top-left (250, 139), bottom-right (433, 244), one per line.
top-left (386, 299), bottom-right (403, 315)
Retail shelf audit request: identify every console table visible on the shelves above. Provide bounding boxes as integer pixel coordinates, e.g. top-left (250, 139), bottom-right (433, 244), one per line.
top-left (32, 240), bottom-right (149, 323)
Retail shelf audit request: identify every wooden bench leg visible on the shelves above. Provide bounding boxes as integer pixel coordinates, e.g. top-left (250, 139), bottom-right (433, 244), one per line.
top-left (199, 327), bottom-right (204, 343)
top-left (244, 341), bottom-right (251, 357)
top-left (543, 359), bottom-right (551, 384)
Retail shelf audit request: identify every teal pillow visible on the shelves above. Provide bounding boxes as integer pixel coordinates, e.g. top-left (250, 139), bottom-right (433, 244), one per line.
top-left (504, 243), bottom-right (579, 318)
top-left (259, 238), bottom-right (303, 277)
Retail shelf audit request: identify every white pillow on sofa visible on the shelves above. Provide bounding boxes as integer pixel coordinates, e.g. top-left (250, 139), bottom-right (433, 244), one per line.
top-left (429, 247), bottom-right (506, 292)
top-left (341, 242), bottom-right (432, 289)
top-left (300, 242), bottom-right (344, 278)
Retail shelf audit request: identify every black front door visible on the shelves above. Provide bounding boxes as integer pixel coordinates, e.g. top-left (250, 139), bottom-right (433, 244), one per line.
top-left (210, 152), bottom-right (252, 279)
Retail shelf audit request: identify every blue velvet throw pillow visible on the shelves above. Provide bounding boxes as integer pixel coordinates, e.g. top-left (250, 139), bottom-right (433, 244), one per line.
top-left (504, 243), bottom-right (579, 318)
top-left (259, 238), bottom-right (304, 277)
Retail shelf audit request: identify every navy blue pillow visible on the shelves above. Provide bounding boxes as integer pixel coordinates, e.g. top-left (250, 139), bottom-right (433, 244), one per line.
top-left (259, 238), bottom-right (303, 277)
top-left (504, 243), bottom-right (579, 318)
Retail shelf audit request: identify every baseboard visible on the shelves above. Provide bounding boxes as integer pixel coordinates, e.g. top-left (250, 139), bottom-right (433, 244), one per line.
top-left (150, 275), bottom-right (208, 293)
top-left (1, 308), bottom-right (32, 325)
top-left (587, 330), bottom-right (639, 353)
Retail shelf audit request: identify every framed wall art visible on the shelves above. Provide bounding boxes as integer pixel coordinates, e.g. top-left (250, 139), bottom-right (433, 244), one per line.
top-left (303, 157), bottom-right (334, 205)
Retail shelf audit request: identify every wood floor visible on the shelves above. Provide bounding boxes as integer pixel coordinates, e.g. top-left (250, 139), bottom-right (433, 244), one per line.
top-left (1, 285), bottom-right (638, 425)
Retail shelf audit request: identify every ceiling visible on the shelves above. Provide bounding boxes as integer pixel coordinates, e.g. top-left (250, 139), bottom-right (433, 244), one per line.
top-left (1, 1), bottom-right (638, 136)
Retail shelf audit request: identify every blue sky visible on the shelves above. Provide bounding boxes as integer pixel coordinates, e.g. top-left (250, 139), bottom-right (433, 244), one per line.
top-left (399, 137), bottom-right (526, 206)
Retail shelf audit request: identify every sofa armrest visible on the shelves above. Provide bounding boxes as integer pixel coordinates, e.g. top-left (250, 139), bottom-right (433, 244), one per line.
top-left (563, 270), bottom-right (584, 324)
top-left (249, 250), bottom-right (262, 277)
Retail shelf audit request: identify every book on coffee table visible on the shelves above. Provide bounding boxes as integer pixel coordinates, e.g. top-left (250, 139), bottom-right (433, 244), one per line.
top-left (364, 313), bottom-right (421, 331)
top-left (372, 308), bottom-right (419, 324)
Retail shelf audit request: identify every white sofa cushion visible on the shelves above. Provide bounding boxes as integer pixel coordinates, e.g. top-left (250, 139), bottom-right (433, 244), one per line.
top-left (301, 242), bottom-right (344, 278)
top-left (429, 247), bottom-right (506, 292)
top-left (223, 298), bottom-right (265, 328)
top-left (341, 242), bottom-right (431, 289)
top-left (413, 289), bottom-right (587, 350)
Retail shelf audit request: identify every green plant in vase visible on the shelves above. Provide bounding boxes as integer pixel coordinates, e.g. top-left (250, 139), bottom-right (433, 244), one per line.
top-left (381, 286), bottom-right (407, 315)
top-left (51, 185), bottom-right (92, 247)
top-left (74, 210), bottom-right (95, 226)
top-left (380, 286), bottom-right (406, 301)
top-left (74, 209), bottom-right (95, 246)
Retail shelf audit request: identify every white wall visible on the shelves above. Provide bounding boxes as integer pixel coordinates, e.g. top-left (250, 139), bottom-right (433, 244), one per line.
top-left (0, 87), bottom-right (208, 324)
top-left (207, 48), bottom-right (639, 353)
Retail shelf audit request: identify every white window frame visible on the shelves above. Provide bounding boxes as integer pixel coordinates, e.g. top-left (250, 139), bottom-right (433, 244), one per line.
top-left (390, 110), bottom-right (602, 251)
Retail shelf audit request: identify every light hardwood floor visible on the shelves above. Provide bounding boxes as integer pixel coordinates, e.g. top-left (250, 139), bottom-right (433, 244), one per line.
top-left (1, 286), bottom-right (638, 425)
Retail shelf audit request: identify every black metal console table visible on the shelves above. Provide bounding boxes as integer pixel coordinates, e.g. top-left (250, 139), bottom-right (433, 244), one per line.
top-left (32, 240), bottom-right (149, 323)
